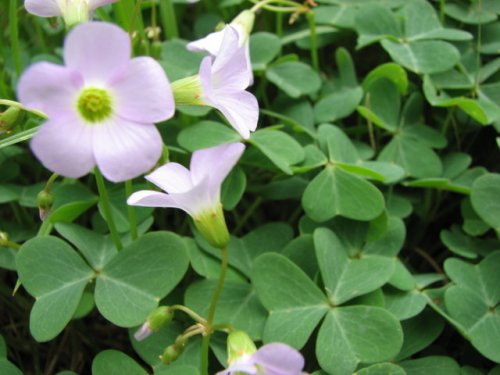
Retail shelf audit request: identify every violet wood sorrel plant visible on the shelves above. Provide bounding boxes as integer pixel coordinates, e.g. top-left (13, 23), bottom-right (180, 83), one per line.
top-left (1, 0), bottom-right (500, 374)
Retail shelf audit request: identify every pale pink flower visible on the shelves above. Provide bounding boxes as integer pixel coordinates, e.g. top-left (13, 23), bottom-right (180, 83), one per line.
top-left (198, 25), bottom-right (258, 139)
top-left (127, 142), bottom-right (245, 217)
top-left (17, 22), bottom-right (174, 182)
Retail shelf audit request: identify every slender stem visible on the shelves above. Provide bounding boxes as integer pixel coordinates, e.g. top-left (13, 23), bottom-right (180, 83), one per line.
top-left (171, 305), bottom-right (207, 324)
top-left (307, 11), bottom-right (319, 71)
top-left (37, 220), bottom-right (53, 237)
top-left (0, 240), bottom-right (20, 250)
top-left (159, 0), bottom-right (179, 40)
top-left (95, 169), bottom-right (123, 251)
top-left (9, 0), bottom-right (22, 76)
top-left (125, 180), bottom-right (138, 240)
top-left (200, 246), bottom-right (228, 375)
top-left (234, 196), bottom-right (263, 234)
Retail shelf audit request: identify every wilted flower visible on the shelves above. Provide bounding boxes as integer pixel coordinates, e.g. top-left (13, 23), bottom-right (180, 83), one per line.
top-left (187, 10), bottom-right (254, 84)
top-left (24, 0), bottom-right (118, 26)
top-left (127, 142), bottom-right (245, 248)
top-left (17, 22), bottom-right (174, 182)
top-left (172, 26), bottom-right (258, 139)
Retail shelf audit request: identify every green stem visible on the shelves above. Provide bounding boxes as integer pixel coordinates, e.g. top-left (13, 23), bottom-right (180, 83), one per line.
top-left (159, 0), bottom-right (179, 39)
top-left (125, 180), bottom-right (138, 240)
top-left (200, 246), bottom-right (228, 375)
top-left (9, 0), bottom-right (22, 76)
top-left (0, 240), bottom-right (20, 250)
top-left (307, 11), bottom-right (319, 71)
top-left (95, 169), bottom-right (123, 251)
top-left (37, 219), bottom-right (53, 237)
top-left (171, 305), bottom-right (207, 324)
top-left (234, 196), bottom-right (263, 234)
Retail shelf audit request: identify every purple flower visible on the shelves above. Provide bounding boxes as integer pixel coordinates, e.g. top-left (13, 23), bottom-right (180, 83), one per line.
top-left (198, 25), bottom-right (258, 139)
top-left (217, 343), bottom-right (306, 375)
top-left (127, 143), bottom-right (245, 247)
top-left (17, 22), bottom-right (174, 182)
top-left (24, 0), bottom-right (117, 26)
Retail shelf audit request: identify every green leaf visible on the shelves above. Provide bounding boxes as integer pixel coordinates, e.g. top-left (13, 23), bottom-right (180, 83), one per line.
top-left (381, 40), bottom-right (460, 75)
top-left (16, 236), bottom-right (94, 342)
top-left (444, 2), bottom-right (498, 25)
top-left (177, 121), bottom-right (241, 152)
top-left (185, 280), bottom-right (267, 339)
top-left (314, 228), bottom-right (395, 305)
top-left (396, 309), bottom-right (445, 360)
top-left (161, 39), bottom-right (204, 81)
top-left (49, 183), bottom-right (98, 223)
top-left (250, 129), bottom-right (305, 174)
top-left (471, 173), bottom-right (500, 232)
top-left (384, 288), bottom-right (427, 320)
top-left (0, 336), bottom-right (22, 375)
top-left (250, 32), bottom-right (281, 70)
top-left (314, 87), bottom-right (363, 123)
top-left (363, 63), bottom-right (408, 95)
top-left (356, 363), bottom-right (406, 375)
top-left (0, 184), bottom-right (19, 204)
top-left (317, 306), bottom-right (403, 375)
top-left (92, 350), bottom-right (148, 375)
top-left (95, 232), bottom-right (189, 327)
top-left (221, 166), bottom-right (246, 210)
top-left (55, 222), bottom-right (117, 270)
top-left (252, 253), bottom-right (328, 348)
top-left (400, 356), bottom-right (460, 375)
top-left (318, 124), bottom-right (360, 164)
top-left (358, 78), bottom-right (400, 132)
top-left (266, 61), bottom-right (322, 98)
top-left (355, 4), bottom-right (401, 48)
top-left (302, 167), bottom-right (385, 222)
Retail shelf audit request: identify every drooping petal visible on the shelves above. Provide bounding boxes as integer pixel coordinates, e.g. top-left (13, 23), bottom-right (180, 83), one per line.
top-left (187, 29), bottom-right (225, 56)
top-left (92, 118), bottom-right (162, 182)
top-left (89, 0), bottom-right (118, 10)
top-left (145, 163), bottom-right (193, 194)
top-left (199, 56), bottom-right (215, 103)
top-left (110, 56), bottom-right (175, 123)
top-left (211, 26), bottom-right (250, 91)
top-left (30, 116), bottom-right (95, 178)
top-left (253, 343), bottom-right (305, 375)
top-left (190, 142), bottom-right (245, 192)
top-left (17, 62), bottom-right (83, 118)
top-left (64, 22), bottom-right (130, 83)
top-left (127, 190), bottom-right (186, 211)
top-left (211, 90), bottom-right (258, 139)
top-left (24, 0), bottom-right (61, 16)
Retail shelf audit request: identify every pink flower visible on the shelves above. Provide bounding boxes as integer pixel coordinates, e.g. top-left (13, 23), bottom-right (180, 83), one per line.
top-left (127, 143), bottom-right (245, 248)
top-left (24, 0), bottom-right (117, 26)
top-left (198, 25), bottom-right (258, 139)
top-left (218, 343), bottom-right (306, 375)
top-left (17, 22), bottom-right (174, 182)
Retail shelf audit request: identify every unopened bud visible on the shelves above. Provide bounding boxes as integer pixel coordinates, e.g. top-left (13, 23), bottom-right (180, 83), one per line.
top-left (37, 190), bottom-right (54, 221)
top-left (134, 306), bottom-right (174, 341)
top-left (160, 343), bottom-right (184, 365)
top-left (171, 75), bottom-right (205, 106)
top-left (0, 107), bottom-right (22, 134)
top-left (193, 203), bottom-right (230, 249)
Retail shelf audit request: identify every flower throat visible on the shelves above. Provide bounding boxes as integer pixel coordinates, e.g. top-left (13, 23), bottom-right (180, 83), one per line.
top-left (77, 87), bottom-right (112, 123)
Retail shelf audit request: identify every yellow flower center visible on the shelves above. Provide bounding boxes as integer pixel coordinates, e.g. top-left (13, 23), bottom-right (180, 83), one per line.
top-left (77, 87), bottom-right (113, 123)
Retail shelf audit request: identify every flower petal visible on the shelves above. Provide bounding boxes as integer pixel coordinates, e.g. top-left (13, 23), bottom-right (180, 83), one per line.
top-left (30, 116), bottom-right (95, 178)
top-left (211, 90), bottom-right (258, 139)
top-left (17, 62), bottom-right (83, 118)
top-left (145, 163), bottom-right (193, 194)
top-left (24, 0), bottom-right (61, 17)
top-left (253, 343), bottom-right (305, 375)
top-left (187, 29), bottom-right (225, 56)
top-left (127, 190), bottom-right (186, 210)
top-left (190, 143), bottom-right (245, 206)
top-left (93, 118), bottom-right (162, 182)
top-left (211, 26), bottom-right (251, 91)
top-left (111, 56), bottom-right (175, 123)
top-left (89, 0), bottom-right (118, 10)
top-left (64, 22), bottom-right (130, 83)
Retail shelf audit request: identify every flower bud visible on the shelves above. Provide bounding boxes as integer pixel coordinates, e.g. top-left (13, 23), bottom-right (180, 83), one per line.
top-left (226, 330), bottom-right (257, 364)
top-left (36, 189), bottom-right (54, 221)
top-left (0, 107), bottom-right (22, 134)
top-left (160, 343), bottom-right (184, 365)
top-left (193, 203), bottom-right (230, 249)
top-left (60, 1), bottom-right (91, 27)
top-left (171, 75), bottom-right (205, 106)
top-left (232, 10), bottom-right (255, 40)
top-left (134, 306), bottom-right (174, 341)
